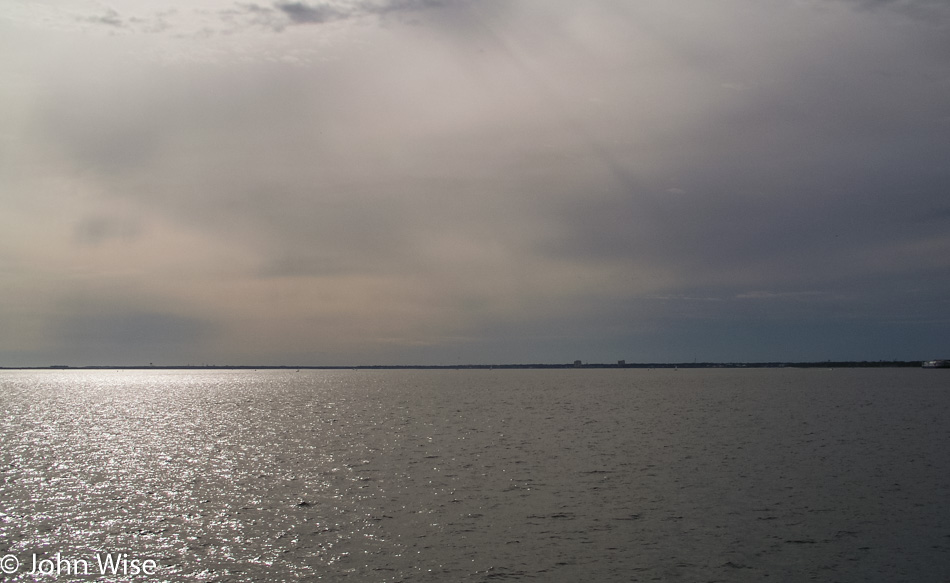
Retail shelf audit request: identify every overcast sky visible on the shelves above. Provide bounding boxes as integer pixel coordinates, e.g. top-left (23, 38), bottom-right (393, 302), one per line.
top-left (2, 0), bottom-right (948, 365)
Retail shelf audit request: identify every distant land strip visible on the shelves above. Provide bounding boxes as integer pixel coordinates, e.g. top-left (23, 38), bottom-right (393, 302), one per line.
top-left (0, 361), bottom-right (931, 370)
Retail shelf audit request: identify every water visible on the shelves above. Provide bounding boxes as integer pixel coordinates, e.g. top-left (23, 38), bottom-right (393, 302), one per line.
top-left (1, 368), bottom-right (948, 582)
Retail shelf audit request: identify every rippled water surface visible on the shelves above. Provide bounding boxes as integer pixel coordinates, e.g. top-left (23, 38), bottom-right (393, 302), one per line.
top-left (1, 368), bottom-right (949, 581)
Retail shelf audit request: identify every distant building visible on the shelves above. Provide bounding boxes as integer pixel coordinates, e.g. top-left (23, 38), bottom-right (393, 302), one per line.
top-left (573, 360), bottom-right (583, 367)
top-left (618, 360), bottom-right (625, 367)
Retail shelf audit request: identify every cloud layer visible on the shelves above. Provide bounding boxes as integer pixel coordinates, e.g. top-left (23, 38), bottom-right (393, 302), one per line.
top-left (2, 0), bottom-right (949, 365)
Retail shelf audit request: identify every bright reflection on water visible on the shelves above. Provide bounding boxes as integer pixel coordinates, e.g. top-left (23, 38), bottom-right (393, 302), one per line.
top-left (1, 368), bottom-right (949, 582)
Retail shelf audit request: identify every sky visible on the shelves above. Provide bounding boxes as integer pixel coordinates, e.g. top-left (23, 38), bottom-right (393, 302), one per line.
top-left (1, 0), bottom-right (949, 366)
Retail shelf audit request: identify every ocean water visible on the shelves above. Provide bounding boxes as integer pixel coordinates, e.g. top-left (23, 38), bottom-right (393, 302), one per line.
top-left (1, 368), bottom-right (948, 582)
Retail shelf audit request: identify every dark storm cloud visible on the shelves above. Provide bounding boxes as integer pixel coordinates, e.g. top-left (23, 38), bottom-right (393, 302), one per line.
top-left (539, 3), bottom-right (950, 292)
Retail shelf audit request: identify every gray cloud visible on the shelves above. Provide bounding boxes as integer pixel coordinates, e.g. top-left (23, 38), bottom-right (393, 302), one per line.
top-left (55, 310), bottom-right (212, 365)
top-left (275, 2), bottom-right (345, 23)
top-left (4, 0), bottom-right (950, 364)
top-left (75, 7), bottom-right (174, 34)
top-left (840, 0), bottom-right (950, 21)
top-left (85, 8), bottom-right (125, 28)
top-left (229, 0), bottom-right (472, 31)
top-left (74, 216), bottom-right (141, 246)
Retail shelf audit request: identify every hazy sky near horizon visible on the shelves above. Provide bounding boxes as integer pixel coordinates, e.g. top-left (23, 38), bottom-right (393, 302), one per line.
top-left (2, 0), bottom-right (949, 365)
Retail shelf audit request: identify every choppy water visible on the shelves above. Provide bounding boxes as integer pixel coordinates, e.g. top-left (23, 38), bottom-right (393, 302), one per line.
top-left (1, 368), bottom-right (949, 582)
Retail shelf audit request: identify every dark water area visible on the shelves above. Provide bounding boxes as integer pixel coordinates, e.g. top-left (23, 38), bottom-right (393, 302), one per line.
top-left (1, 368), bottom-right (949, 582)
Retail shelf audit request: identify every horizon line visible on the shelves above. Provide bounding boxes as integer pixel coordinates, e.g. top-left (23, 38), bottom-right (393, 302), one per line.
top-left (0, 360), bottom-right (934, 371)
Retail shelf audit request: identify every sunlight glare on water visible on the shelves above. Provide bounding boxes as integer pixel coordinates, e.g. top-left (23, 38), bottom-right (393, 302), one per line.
top-left (1, 368), bottom-right (949, 582)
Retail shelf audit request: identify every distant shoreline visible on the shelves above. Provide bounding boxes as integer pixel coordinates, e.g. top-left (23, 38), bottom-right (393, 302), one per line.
top-left (0, 361), bottom-right (929, 370)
